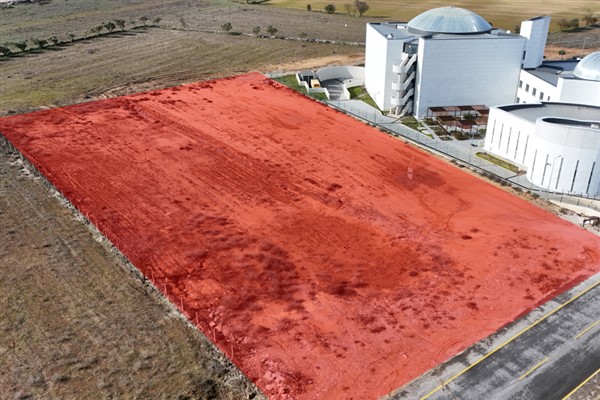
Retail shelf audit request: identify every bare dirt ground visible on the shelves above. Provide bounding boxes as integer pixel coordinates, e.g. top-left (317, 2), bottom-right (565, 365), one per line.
top-left (545, 26), bottom-right (600, 59)
top-left (0, 146), bottom-right (264, 399)
top-left (1, 74), bottom-right (598, 399)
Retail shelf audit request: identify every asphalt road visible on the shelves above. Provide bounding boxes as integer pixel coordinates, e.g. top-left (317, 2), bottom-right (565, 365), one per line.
top-left (390, 278), bottom-right (600, 400)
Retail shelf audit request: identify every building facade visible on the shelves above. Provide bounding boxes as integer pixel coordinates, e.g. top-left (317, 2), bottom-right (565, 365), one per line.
top-left (484, 103), bottom-right (600, 196)
top-left (364, 7), bottom-right (549, 118)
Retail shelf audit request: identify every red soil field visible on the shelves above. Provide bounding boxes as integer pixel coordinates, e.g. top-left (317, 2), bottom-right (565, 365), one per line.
top-left (1, 73), bottom-right (599, 399)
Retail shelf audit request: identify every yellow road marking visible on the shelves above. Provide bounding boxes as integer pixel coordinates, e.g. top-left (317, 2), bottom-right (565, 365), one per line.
top-left (562, 367), bottom-right (600, 400)
top-left (575, 320), bottom-right (600, 340)
top-left (419, 279), bottom-right (600, 400)
top-left (518, 357), bottom-right (549, 380)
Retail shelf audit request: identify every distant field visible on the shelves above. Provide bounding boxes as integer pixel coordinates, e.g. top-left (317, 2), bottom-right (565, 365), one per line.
top-left (271, 0), bottom-right (600, 31)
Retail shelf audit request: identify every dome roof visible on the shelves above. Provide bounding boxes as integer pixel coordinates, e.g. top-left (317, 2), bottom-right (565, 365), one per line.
top-left (573, 51), bottom-right (600, 81)
top-left (407, 6), bottom-right (492, 35)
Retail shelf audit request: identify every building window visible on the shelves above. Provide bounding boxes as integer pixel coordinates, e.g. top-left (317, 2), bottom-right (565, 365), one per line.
top-left (532, 88), bottom-right (537, 96)
top-left (586, 162), bottom-right (596, 194)
top-left (519, 80), bottom-right (523, 88)
top-left (516, 97), bottom-right (520, 103)
top-left (540, 92), bottom-right (544, 100)
top-left (547, 96), bottom-right (551, 101)
top-left (571, 161), bottom-right (579, 192)
top-left (525, 84), bottom-right (530, 92)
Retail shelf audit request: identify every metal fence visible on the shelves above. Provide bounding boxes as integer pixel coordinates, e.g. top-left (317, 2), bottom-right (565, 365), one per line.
top-left (327, 100), bottom-right (600, 209)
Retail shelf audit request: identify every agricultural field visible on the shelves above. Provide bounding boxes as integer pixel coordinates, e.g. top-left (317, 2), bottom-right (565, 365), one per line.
top-left (271, 0), bottom-right (600, 32)
top-left (1, 74), bottom-right (599, 399)
top-left (0, 146), bottom-right (263, 399)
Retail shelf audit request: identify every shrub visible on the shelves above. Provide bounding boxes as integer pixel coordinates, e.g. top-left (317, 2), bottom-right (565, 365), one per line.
top-left (324, 3), bottom-right (336, 14)
top-left (221, 22), bottom-right (233, 33)
top-left (266, 25), bottom-right (278, 36)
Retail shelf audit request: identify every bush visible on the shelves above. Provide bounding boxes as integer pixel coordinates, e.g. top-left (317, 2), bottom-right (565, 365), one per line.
top-left (324, 3), bottom-right (336, 14)
top-left (306, 4), bottom-right (311, 11)
top-left (221, 22), bottom-right (233, 33)
top-left (252, 26), bottom-right (260, 35)
top-left (266, 25), bottom-right (278, 36)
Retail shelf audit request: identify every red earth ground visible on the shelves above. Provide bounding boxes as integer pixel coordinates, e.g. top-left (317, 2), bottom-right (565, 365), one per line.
top-left (1, 73), bottom-right (599, 399)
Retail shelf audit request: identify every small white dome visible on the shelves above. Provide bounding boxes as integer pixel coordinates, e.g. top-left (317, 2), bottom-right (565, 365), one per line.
top-left (407, 6), bottom-right (492, 35)
top-left (573, 51), bottom-right (600, 82)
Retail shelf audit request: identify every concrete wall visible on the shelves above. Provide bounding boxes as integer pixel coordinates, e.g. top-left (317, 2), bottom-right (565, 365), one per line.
top-left (484, 107), bottom-right (532, 167)
top-left (557, 78), bottom-right (600, 106)
top-left (414, 35), bottom-right (526, 118)
top-left (364, 24), bottom-right (405, 111)
top-left (520, 16), bottom-right (550, 69)
top-left (316, 66), bottom-right (365, 82)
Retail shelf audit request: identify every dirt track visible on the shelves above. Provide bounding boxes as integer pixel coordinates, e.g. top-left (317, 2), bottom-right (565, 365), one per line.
top-left (0, 147), bottom-right (262, 399)
top-left (1, 74), bottom-right (599, 399)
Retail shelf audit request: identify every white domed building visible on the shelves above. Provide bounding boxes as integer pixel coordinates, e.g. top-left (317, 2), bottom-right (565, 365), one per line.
top-left (364, 7), bottom-right (550, 117)
top-left (517, 51), bottom-right (600, 106)
top-left (484, 53), bottom-right (600, 196)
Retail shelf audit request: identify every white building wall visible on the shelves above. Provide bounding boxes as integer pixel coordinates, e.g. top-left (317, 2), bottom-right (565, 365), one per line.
top-left (527, 120), bottom-right (600, 195)
top-left (516, 70), bottom-right (558, 103)
top-left (484, 108), bottom-right (532, 166)
top-left (485, 105), bottom-right (600, 196)
top-left (364, 25), bottom-right (405, 111)
top-left (520, 16), bottom-right (551, 69)
top-left (414, 36), bottom-right (526, 118)
top-left (556, 78), bottom-right (600, 106)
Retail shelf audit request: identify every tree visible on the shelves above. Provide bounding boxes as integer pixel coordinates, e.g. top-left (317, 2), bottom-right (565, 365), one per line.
top-left (14, 41), bottom-right (28, 52)
top-left (114, 19), bottom-right (126, 31)
top-left (324, 4), bottom-right (336, 14)
top-left (252, 26), bottom-right (261, 35)
top-left (583, 11), bottom-right (594, 26)
top-left (48, 35), bottom-right (60, 45)
top-left (0, 45), bottom-right (11, 56)
top-left (266, 25), bottom-right (278, 36)
top-left (221, 22), bottom-right (232, 33)
top-left (354, 0), bottom-right (369, 17)
top-left (153, 17), bottom-right (162, 26)
top-left (306, 4), bottom-right (311, 11)
top-left (104, 21), bottom-right (116, 33)
top-left (140, 16), bottom-right (149, 27)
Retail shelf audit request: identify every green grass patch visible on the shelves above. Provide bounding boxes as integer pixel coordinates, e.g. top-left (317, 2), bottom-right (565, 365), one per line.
top-left (476, 152), bottom-right (520, 173)
top-left (348, 86), bottom-right (380, 110)
top-left (400, 115), bottom-right (421, 130)
top-left (273, 74), bottom-right (328, 101)
top-left (273, 74), bottom-right (305, 92)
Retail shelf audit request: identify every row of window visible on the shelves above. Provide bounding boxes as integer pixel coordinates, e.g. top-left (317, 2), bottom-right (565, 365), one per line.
top-left (518, 80), bottom-right (550, 102)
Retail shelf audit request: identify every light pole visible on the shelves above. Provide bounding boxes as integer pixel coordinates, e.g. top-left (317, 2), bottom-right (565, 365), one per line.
top-left (546, 155), bottom-right (562, 200)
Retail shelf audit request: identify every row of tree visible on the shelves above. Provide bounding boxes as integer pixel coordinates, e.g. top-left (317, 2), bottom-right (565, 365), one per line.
top-left (0, 17), bottom-right (162, 57)
top-left (308, 0), bottom-right (369, 17)
top-left (558, 11), bottom-right (599, 31)
top-left (221, 23), bottom-right (279, 36)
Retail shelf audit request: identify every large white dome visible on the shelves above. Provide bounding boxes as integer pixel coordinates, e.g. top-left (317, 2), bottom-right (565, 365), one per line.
top-left (407, 6), bottom-right (492, 35)
top-left (573, 51), bottom-right (600, 82)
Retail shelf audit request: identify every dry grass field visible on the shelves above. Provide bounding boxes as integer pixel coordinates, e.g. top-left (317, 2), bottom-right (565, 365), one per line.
top-left (0, 147), bottom-right (264, 400)
top-left (271, 0), bottom-right (600, 31)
